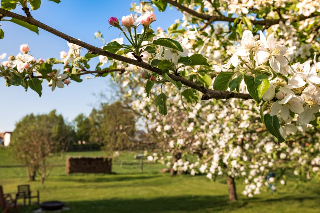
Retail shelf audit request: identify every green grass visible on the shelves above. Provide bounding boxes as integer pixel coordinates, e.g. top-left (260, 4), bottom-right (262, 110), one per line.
top-left (1, 148), bottom-right (320, 213)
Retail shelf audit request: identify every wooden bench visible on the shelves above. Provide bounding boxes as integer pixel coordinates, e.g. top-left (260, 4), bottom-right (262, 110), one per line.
top-left (16, 185), bottom-right (39, 206)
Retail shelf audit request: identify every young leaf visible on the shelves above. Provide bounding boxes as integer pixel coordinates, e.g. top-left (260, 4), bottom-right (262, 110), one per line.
top-left (39, 63), bottom-right (53, 78)
top-left (145, 80), bottom-right (154, 97)
top-left (229, 73), bottom-right (243, 92)
top-left (243, 17), bottom-right (253, 30)
top-left (0, 29), bottom-right (4, 39)
top-left (9, 18), bottom-right (39, 34)
top-left (1, 0), bottom-right (18, 10)
top-left (152, 0), bottom-right (167, 12)
top-left (264, 114), bottom-right (285, 143)
top-left (255, 74), bottom-right (270, 101)
top-left (155, 93), bottom-right (167, 115)
top-left (153, 38), bottom-right (183, 52)
top-left (28, 78), bottom-right (42, 97)
top-left (199, 74), bottom-right (212, 88)
top-left (48, 0), bottom-right (61, 3)
top-left (29, 0), bottom-right (41, 10)
top-left (103, 41), bottom-right (122, 53)
top-left (85, 52), bottom-right (98, 60)
top-left (213, 72), bottom-right (234, 91)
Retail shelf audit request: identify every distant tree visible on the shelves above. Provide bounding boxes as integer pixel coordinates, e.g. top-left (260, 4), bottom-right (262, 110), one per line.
top-left (10, 110), bottom-right (75, 185)
top-left (89, 101), bottom-right (136, 153)
top-left (73, 113), bottom-right (91, 143)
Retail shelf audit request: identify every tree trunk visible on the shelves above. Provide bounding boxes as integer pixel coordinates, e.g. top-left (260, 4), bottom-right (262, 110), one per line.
top-left (27, 168), bottom-right (36, 181)
top-left (170, 152), bottom-right (181, 176)
top-left (227, 175), bottom-right (238, 201)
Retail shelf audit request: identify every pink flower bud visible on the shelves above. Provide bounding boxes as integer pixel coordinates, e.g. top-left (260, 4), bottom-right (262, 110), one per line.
top-left (38, 59), bottom-right (44, 64)
top-left (141, 13), bottom-right (155, 26)
top-left (64, 60), bottom-right (69, 66)
top-left (48, 72), bottom-right (55, 77)
top-left (108, 17), bottom-right (119, 27)
top-left (141, 71), bottom-right (149, 78)
top-left (64, 79), bottom-right (71, 85)
top-left (65, 68), bottom-right (70, 73)
top-left (121, 15), bottom-right (134, 28)
top-left (20, 44), bottom-right (29, 54)
top-left (24, 63), bottom-right (30, 69)
top-left (150, 76), bottom-right (156, 81)
top-left (8, 55), bottom-right (15, 61)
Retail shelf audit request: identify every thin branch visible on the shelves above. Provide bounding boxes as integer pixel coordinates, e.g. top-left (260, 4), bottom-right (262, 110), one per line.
top-left (163, 0), bottom-right (319, 26)
top-left (0, 8), bottom-right (252, 100)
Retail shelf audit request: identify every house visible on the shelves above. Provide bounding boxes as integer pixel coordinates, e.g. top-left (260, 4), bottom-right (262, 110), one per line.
top-left (0, 132), bottom-right (12, 146)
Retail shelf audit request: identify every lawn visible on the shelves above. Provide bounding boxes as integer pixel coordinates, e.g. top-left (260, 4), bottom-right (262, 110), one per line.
top-left (1, 148), bottom-right (320, 213)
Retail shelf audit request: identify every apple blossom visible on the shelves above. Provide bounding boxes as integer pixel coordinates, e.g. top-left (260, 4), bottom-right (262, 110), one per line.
top-left (20, 44), bottom-right (29, 54)
top-left (121, 15), bottom-right (134, 28)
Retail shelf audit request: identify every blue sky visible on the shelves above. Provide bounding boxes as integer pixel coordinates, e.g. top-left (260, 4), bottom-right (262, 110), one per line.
top-left (0, 0), bottom-right (181, 132)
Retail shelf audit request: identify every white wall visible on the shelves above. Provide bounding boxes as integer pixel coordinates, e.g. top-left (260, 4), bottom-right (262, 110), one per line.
top-left (4, 133), bottom-right (11, 146)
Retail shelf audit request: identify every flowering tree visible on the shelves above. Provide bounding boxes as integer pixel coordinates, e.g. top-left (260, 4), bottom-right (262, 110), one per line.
top-left (1, 0), bottom-right (320, 200)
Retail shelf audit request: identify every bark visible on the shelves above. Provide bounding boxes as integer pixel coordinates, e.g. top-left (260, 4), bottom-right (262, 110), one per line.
top-left (27, 168), bottom-right (36, 181)
top-left (227, 175), bottom-right (238, 201)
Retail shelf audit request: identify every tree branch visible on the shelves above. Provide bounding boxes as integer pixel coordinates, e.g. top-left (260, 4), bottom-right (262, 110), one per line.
top-left (0, 8), bottom-right (252, 100)
top-left (163, 0), bottom-right (319, 26)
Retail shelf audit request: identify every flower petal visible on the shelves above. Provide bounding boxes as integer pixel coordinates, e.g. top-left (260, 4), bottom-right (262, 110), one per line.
top-left (270, 102), bottom-right (282, 116)
top-left (280, 105), bottom-right (290, 121)
top-left (269, 57), bottom-right (280, 72)
top-left (289, 98), bottom-right (304, 114)
top-left (56, 80), bottom-right (65, 88)
top-left (0, 53), bottom-right (7, 60)
top-left (255, 49), bottom-right (270, 65)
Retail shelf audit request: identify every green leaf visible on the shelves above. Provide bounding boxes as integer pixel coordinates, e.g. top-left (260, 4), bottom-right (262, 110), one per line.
top-left (255, 74), bottom-right (270, 101)
top-left (236, 22), bottom-right (243, 37)
top-left (244, 75), bottom-right (258, 102)
top-left (229, 73), bottom-right (243, 92)
top-left (168, 23), bottom-right (179, 32)
top-left (9, 18), bottom-right (39, 34)
top-left (155, 93), bottom-right (167, 115)
top-left (145, 80), bottom-right (154, 97)
top-left (178, 56), bottom-right (190, 66)
top-left (151, 59), bottom-right (162, 67)
top-left (5, 72), bottom-right (21, 86)
top-left (152, 0), bottom-right (167, 12)
top-left (85, 52), bottom-right (98, 60)
top-left (244, 74), bottom-right (270, 103)
top-left (264, 114), bottom-right (285, 143)
top-left (29, 0), bottom-right (41, 10)
top-left (39, 63), bottom-right (52, 78)
top-left (189, 54), bottom-right (209, 66)
top-left (28, 78), bottom-right (42, 97)
top-left (243, 17), bottom-right (252, 30)
top-left (70, 74), bottom-right (83, 82)
top-left (1, 0), bottom-right (18, 10)
top-left (144, 46), bottom-right (156, 53)
top-left (46, 58), bottom-right (63, 65)
top-left (0, 29), bottom-right (4, 39)
top-left (48, 0), bottom-right (60, 3)
top-left (163, 73), bottom-right (181, 89)
top-left (103, 41), bottom-right (122, 53)
top-left (213, 72), bottom-right (234, 91)
top-left (153, 38), bottom-right (183, 52)
top-left (158, 60), bottom-right (172, 70)
top-left (199, 74), bottom-right (212, 88)
top-left (182, 89), bottom-right (198, 103)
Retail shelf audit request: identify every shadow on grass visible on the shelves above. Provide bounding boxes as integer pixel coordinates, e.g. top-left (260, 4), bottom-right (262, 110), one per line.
top-left (63, 195), bottom-right (244, 213)
top-left (18, 194), bottom-right (320, 213)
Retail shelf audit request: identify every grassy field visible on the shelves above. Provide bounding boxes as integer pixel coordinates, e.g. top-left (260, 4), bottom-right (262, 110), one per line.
top-left (1, 148), bottom-right (320, 213)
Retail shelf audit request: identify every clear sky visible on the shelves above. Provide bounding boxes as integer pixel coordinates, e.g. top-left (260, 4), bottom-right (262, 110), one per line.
top-left (0, 0), bottom-right (181, 132)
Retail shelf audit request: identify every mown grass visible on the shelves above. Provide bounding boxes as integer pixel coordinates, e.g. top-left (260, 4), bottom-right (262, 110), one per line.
top-left (1, 148), bottom-right (320, 213)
